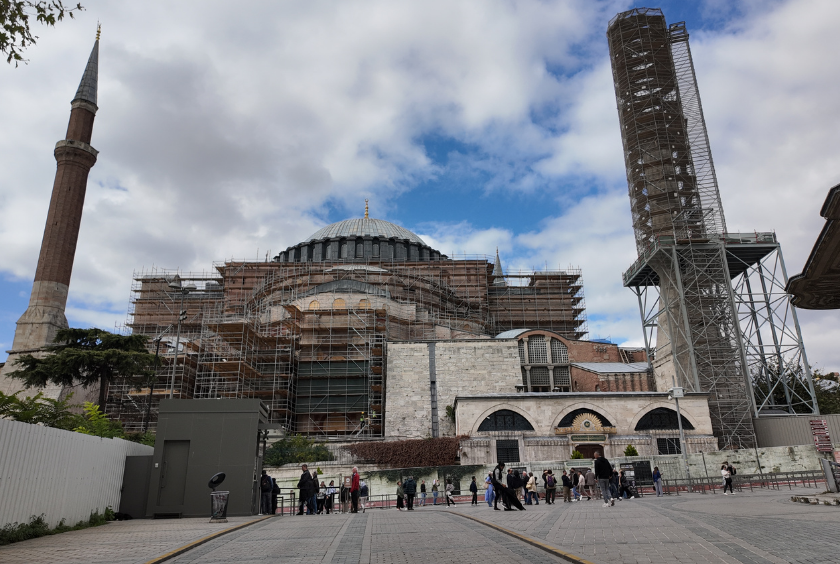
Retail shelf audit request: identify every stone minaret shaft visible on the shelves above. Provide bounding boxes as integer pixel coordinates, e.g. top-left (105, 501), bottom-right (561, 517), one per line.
top-left (0, 35), bottom-right (99, 397)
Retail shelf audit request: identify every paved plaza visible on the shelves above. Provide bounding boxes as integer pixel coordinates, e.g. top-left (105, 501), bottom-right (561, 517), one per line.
top-left (1, 487), bottom-right (838, 563)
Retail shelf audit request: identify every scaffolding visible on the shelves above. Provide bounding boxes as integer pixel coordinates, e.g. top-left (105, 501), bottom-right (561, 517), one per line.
top-left (608, 9), bottom-right (817, 449)
top-left (111, 254), bottom-right (587, 437)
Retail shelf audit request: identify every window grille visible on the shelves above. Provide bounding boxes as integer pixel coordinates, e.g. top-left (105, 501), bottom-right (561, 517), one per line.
top-left (518, 340), bottom-right (526, 364)
top-left (521, 368), bottom-right (528, 386)
top-left (657, 437), bottom-right (681, 455)
top-left (635, 408), bottom-right (695, 431)
top-left (554, 366), bottom-right (571, 387)
top-left (530, 366), bottom-right (550, 387)
top-left (496, 439), bottom-right (520, 463)
top-left (478, 410), bottom-right (535, 432)
top-left (550, 338), bottom-right (569, 363)
top-left (527, 336), bottom-right (548, 364)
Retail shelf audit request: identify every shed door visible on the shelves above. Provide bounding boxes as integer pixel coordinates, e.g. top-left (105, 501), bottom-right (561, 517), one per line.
top-left (158, 440), bottom-right (190, 507)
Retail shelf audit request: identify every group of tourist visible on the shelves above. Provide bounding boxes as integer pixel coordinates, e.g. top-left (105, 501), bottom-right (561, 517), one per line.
top-left (274, 455), bottom-right (739, 515)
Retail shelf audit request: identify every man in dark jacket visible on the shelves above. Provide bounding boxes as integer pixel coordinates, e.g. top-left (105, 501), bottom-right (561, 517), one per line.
top-left (260, 470), bottom-right (273, 515)
top-left (297, 464), bottom-right (314, 515)
top-left (491, 462), bottom-right (508, 510)
top-left (561, 470), bottom-right (572, 502)
top-left (593, 452), bottom-right (614, 507)
top-left (469, 476), bottom-right (478, 505)
top-left (403, 476), bottom-right (417, 510)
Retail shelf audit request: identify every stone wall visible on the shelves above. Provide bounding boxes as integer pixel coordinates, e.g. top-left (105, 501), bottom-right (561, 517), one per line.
top-left (385, 340), bottom-right (522, 439)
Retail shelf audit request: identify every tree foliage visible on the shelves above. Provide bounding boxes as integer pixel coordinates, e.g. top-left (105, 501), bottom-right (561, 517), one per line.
top-left (73, 402), bottom-right (123, 438)
top-left (345, 436), bottom-right (465, 468)
top-left (623, 444), bottom-right (639, 457)
top-left (12, 328), bottom-right (158, 408)
top-left (814, 370), bottom-right (840, 415)
top-left (1, 1), bottom-right (83, 65)
top-left (570, 450), bottom-right (583, 459)
top-left (0, 390), bottom-right (80, 429)
top-left (263, 434), bottom-right (333, 467)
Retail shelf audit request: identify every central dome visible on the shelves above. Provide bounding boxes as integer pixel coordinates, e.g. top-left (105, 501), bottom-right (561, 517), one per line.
top-left (306, 218), bottom-right (427, 245)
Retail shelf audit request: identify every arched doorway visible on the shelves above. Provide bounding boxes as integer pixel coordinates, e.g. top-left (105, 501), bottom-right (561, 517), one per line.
top-left (575, 444), bottom-right (602, 459)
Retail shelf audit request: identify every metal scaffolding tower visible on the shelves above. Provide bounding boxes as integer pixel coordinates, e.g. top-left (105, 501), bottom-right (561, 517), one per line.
top-left (608, 8), bottom-right (817, 449)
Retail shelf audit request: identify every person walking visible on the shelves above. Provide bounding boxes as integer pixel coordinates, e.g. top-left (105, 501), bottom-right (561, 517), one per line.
top-left (561, 470), bottom-right (572, 503)
top-left (653, 466), bottom-right (663, 497)
top-left (545, 470), bottom-right (557, 504)
top-left (296, 465), bottom-right (314, 515)
top-left (584, 468), bottom-right (596, 501)
top-left (485, 474), bottom-right (495, 507)
top-left (576, 470), bottom-right (587, 501)
top-left (432, 479), bottom-right (439, 505)
top-left (594, 451), bottom-right (614, 508)
top-left (396, 481), bottom-right (406, 510)
top-left (420, 480), bottom-right (427, 506)
top-left (360, 480), bottom-right (369, 512)
top-left (404, 476), bottom-right (417, 510)
top-left (351, 467), bottom-right (361, 513)
top-left (722, 464), bottom-right (735, 495)
top-left (445, 478), bottom-right (456, 506)
top-left (492, 462), bottom-right (508, 511)
top-left (469, 476), bottom-right (478, 505)
top-left (259, 470), bottom-right (273, 515)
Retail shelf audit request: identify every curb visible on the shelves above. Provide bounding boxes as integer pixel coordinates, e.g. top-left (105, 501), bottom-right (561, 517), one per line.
top-left (143, 515), bottom-right (273, 564)
top-left (791, 495), bottom-right (840, 506)
top-left (448, 511), bottom-right (597, 564)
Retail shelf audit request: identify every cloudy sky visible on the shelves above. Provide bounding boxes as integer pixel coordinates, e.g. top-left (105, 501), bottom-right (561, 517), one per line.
top-left (1, 0), bottom-right (838, 370)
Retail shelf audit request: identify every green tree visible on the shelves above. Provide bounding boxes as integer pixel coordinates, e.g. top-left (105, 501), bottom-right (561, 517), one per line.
top-left (0, 390), bottom-right (81, 429)
top-left (1, 1), bottom-right (84, 65)
top-left (12, 328), bottom-right (158, 409)
top-left (263, 434), bottom-right (334, 467)
top-left (624, 444), bottom-right (639, 457)
top-left (73, 402), bottom-right (123, 438)
top-left (570, 450), bottom-right (583, 459)
top-left (813, 370), bottom-right (840, 414)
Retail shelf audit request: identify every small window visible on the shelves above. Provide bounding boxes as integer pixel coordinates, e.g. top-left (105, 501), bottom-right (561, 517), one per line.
top-left (308, 300), bottom-right (320, 310)
top-left (550, 338), bottom-right (569, 363)
top-left (657, 437), bottom-right (681, 455)
top-left (496, 439), bottom-right (520, 463)
top-left (358, 299), bottom-right (371, 309)
top-left (333, 298), bottom-right (346, 309)
top-left (527, 336), bottom-right (548, 364)
top-left (530, 366), bottom-right (550, 387)
top-left (554, 366), bottom-right (571, 387)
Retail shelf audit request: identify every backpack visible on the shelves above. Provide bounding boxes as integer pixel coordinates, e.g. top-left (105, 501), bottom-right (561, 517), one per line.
top-left (261, 475), bottom-right (272, 491)
top-left (546, 475), bottom-right (555, 487)
top-left (728, 465), bottom-right (736, 476)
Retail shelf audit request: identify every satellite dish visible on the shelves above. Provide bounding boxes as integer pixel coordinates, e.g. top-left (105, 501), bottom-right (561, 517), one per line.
top-left (208, 472), bottom-right (226, 491)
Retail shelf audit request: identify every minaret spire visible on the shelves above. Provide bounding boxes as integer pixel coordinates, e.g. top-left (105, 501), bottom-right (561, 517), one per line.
top-left (0, 32), bottom-right (101, 400)
top-left (493, 247), bottom-right (506, 287)
top-left (364, 199), bottom-right (369, 219)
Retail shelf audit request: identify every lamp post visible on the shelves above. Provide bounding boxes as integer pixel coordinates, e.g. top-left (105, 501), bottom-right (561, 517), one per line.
top-left (143, 324), bottom-right (173, 433)
top-left (668, 383), bottom-right (692, 489)
top-left (166, 275), bottom-right (196, 400)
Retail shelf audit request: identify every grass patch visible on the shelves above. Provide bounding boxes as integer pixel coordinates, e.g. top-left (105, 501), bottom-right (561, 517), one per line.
top-left (0, 507), bottom-right (115, 546)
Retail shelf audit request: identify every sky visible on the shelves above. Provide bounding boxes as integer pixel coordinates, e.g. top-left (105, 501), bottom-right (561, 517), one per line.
top-left (0, 0), bottom-right (838, 371)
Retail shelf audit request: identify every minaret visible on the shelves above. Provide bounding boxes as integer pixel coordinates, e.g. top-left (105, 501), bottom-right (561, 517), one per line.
top-left (492, 248), bottom-right (506, 287)
top-left (0, 29), bottom-right (100, 398)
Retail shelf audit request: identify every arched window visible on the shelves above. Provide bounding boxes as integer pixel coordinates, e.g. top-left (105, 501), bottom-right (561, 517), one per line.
top-left (358, 299), bottom-right (371, 309)
top-left (333, 298), bottom-right (346, 309)
top-left (635, 408), bottom-right (695, 431)
top-left (308, 300), bottom-right (320, 310)
top-left (527, 335), bottom-right (547, 363)
top-left (550, 338), bottom-right (569, 363)
top-left (477, 409), bottom-right (535, 432)
top-left (557, 408), bottom-right (613, 428)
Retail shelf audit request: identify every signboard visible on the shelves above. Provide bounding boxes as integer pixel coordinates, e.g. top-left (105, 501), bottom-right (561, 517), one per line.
top-left (810, 419), bottom-right (833, 453)
top-left (570, 434), bottom-right (607, 442)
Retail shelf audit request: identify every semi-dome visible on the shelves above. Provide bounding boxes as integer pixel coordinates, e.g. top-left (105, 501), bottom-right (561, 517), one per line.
top-left (306, 218), bottom-right (426, 245)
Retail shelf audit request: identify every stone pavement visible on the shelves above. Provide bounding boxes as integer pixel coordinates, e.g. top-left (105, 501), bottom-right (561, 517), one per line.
top-left (1, 487), bottom-right (838, 563)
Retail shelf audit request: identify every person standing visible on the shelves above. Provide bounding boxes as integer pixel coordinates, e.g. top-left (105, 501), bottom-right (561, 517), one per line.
top-left (296, 465), bottom-right (314, 515)
top-left (469, 476), bottom-right (478, 505)
top-left (485, 474), bottom-right (495, 507)
top-left (653, 466), bottom-right (663, 497)
top-left (576, 470), bottom-right (587, 501)
top-left (396, 481), bottom-right (405, 510)
top-left (317, 481), bottom-right (327, 514)
top-left (351, 467), bottom-right (361, 513)
top-left (310, 469), bottom-right (320, 513)
top-left (271, 477), bottom-right (280, 515)
top-left (326, 480), bottom-right (336, 514)
top-left (584, 468), bottom-right (596, 500)
top-left (360, 481), bottom-right (369, 513)
top-left (722, 464), bottom-right (734, 495)
top-left (561, 470), bottom-right (572, 503)
top-left (404, 476), bottom-right (417, 510)
top-left (593, 451), bottom-right (614, 507)
top-left (526, 472), bottom-right (539, 505)
top-left (420, 480), bottom-right (427, 506)
top-left (432, 479), bottom-right (439, 505)
top-left (445, 478), bottom-right (456, 506)
top-left (259, 470), bottom-right (273, 515)
top-left (545, 470), bottom-right (557, 504)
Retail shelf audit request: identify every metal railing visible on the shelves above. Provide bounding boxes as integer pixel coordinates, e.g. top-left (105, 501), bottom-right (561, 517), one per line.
top-left (652, 471), bottom-right (825, 496)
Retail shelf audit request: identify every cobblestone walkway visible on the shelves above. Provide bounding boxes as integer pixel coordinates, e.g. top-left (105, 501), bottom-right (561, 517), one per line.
top-left (1, 487), bottom-right (837, 563)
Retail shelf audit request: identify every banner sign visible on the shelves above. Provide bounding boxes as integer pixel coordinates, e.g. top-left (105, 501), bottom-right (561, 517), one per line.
top-left (810, 419), bottom-right (833, 453)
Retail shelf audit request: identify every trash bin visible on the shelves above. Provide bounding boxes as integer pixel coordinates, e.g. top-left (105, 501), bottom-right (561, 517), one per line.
top-left (210, 491), bottom-right (230, 522)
